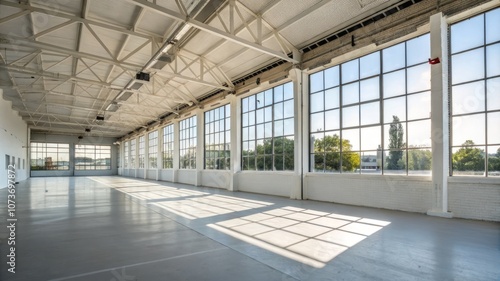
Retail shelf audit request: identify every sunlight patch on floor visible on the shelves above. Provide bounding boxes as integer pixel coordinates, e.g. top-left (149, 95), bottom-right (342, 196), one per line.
top-left (209, 206), bottom-right (390, 268)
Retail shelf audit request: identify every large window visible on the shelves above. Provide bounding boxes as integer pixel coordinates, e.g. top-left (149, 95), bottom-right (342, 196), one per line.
top-left (130, 139), bottom-right (136, 168)
top-left (148, 131), bottom-right (158, 169)
top-left (30, 142), bottom-right (70, 170)
top-left (450, 8), bottom-right (500, 177)
top-left (75, 145), bottom-right (111, 170)
top-left (138, 136), bottom-right (145, 168)
top-left (162, 124), bottom-right (174, 168)
top-left (179, 116), bottom-right (197, 169)
top-left (205, 104), bottom-right (230, 170)
top-left (123, 141), bottom-right (129, 168)
top-left (241, 82), bottom-right (294, 171)
top-left (309, 34), bottom-right (431, 175)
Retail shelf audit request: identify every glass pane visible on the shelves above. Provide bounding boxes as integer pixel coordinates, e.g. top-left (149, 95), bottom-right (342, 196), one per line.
top-left (487, 112), bottom-right (500, 144)
top-left (325, 87), bottom-right (340, 110)
top-left (342, 105), bottom-right (359, 128)
top-left (407, 63), bottom-right (430, 93)
top-left (311, 112), bottom-right (324, 132)
top-left (361, 151), bottom-right (382, 174)
top-left (408, 92), bottom-right (431, 120)
top-left (284, 82), bottom-right (294, 100)
top-left (486, 43), bottom-right (500, 77)
top-left (256, 108), bottom-right (264, 123)
top-left (264, 107), bottom-right (272, 122)
top-left (325, 152), bottom-right (340, 173)
top-left (284, 100), bottom-right (294, 118)
top-left (407, 119), bottom-right (431, 148)
top-left (264, 122), bottom-right (273, 138)
top-left (342, 152), bottom-right (360, 173)
top-left (360, 77), bottom-right (379, 102)
top-left (311, 154), bottom-right (324, 172)
top-left (383, 70), bottom-right (406, 98)
top-left (486, 8), bottom-right (500, 44)
top-left (248, 111), bottom-right (255, 125)
top-left (274, 85), bottom-right (284, 102)
top-left (487, 77), bottom-right (500, 111)
top-left (325, 66), bottom-right (340, 88)
top-left (384, 96), bottom-right (406, 123)
top-left (361, 126), bottom-right (381, 150)
top-left (451, 14), bottom-right (484, 54)
top-left (310, 92), bottom-right (324, 113)
top-left (452, 48), bottom-right (485, 84)
top-left (342, 82), bottom-right (359, 105)
top-left (407, 34), bottom-right (430, 66)
top-left (274, 154), bottom-right (284, 171)
top-left (256, 92), bottom-right (264, 108)
top-left (248, 156), bottom-right (256, 170)
top-left (383, 43), bottom-right (405, 72)
top-left (325, 109), bottom-right (340, 131)
top-left (408, 149), bottom-right (432, 175)
top-left (274, 120), bottom-right (284, 137)
top-left (310, 71), bottom-right (324, 93)
top-left (360, 52), bottom-right (380, 78)
top-left (342, 59), bottom-right (359, 83)
top-left (361, 101), bottom-right (380, 126)
top-left (274, 102), bottom-right (284, 119)
top-left (274, 137), bottom-right (284, 154)
top-left (343, 128), bottom-right (359, 151)
top-left (284, 118), bottom-right (294, 136)
top-left (384, 149), bottom-right (406, 174)
top-left (249, 95), bottom-right (256, 111)
top-left (452, 81), bottom-right (485, 115)
top-left (488, 145), bottom-right (500, 176)
top-left (452, 145), bottom-right (485, 175)
top-left (384, 122), bottom-right (406, 150)
top-left (452, 114), bottom-right (485, 146)
top-left (265, 90), bottom-right (273, 106)
top-left (311, 132), bottom-right (324, 153)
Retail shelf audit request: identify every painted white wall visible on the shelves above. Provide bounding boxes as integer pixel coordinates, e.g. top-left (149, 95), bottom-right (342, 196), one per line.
top-left (159, 169), bottom-right (174, 182)
top-left (0, 92), bottom-right (29, 188)
top-left (177, 169), bottom-right (197, 185)
top-left (201, 170), bottom-right (231, 189)
top-left (238, 172), bottom-right (301, 198)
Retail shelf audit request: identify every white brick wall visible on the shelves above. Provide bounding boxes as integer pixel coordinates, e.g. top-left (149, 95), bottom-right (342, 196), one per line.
top-left (305, 174), bottom-right (433, 213)
top-left (448, 178), bottom-right (500, 221)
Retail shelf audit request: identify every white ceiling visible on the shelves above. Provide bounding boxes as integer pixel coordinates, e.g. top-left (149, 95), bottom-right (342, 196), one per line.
top-left (0, 0), bottom-right (402, 138)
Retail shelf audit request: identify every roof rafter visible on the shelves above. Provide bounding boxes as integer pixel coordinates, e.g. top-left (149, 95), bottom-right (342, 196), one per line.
top-left (125, 0), bottom-right (299, 64)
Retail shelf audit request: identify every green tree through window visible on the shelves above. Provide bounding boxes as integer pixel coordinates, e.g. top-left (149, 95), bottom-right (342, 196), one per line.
top-left (452, 140), bottom-right (485, 172)
top-left (386, 115), bottom-right (405, 170)
top-left (313, 134), bottom-right (360, 172)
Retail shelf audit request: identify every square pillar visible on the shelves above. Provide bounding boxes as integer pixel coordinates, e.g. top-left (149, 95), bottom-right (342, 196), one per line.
top-left (428, 12), bottom-right (453, 218)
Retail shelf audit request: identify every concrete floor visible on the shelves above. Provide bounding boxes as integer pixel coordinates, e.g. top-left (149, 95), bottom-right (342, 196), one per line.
top-left (0, 177), bottom-right (499, 281)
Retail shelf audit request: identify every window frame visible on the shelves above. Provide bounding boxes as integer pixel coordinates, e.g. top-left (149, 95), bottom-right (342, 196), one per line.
top-left (204, 104), bottom-right (231, 170)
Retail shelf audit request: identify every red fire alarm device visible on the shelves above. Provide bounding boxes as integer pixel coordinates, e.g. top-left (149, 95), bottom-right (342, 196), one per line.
top-left (428, 57), bottom-right (440, 64)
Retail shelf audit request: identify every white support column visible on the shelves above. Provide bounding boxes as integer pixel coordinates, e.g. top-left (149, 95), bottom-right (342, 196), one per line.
top-left (428, 12), bottom-right (453, 218)
top-left (195, 109), bottom-right (204, 186)
top-left (289, 67), bottom-right (304, 199)
top-left (144, 133), bottom-right (148, 179)
top-left (229, 94), bottom-right (240, 191)
top-left (173, 120), bottom-right (180, 183)
top-left (134, 138), bottom-right (138, 178)
top-left (156, 127), bottom-right (162, 181)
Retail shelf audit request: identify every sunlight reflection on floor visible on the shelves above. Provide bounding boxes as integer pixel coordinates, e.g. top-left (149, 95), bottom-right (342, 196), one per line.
top-left (94, 177), bottom-right (391, 268)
